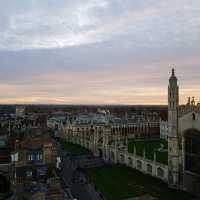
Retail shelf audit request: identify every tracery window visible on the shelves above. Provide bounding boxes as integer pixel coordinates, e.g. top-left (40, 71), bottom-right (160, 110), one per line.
top-left (185, 129), bottom-right (200, 174)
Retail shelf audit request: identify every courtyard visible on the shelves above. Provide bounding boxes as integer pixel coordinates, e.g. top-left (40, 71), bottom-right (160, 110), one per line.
top-left (128, 139), bottom-right (168, 165)
top-left (87, 165), bottom-right (198, 200)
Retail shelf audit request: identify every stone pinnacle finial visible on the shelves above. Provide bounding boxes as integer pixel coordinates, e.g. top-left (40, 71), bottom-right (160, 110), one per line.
top-left (169, 67), bottom-right (177, 82)
top-left (172, 68), bottom-right (175, 76)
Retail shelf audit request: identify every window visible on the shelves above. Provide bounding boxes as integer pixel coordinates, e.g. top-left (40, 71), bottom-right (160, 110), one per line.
top-left (36, 153), bottom-right (42, 161)
top-left (137, 160), bottom-right (142, 169)
top-left (147, 164), bottom-right (152, 173)
top-left (26, 171), bottom-right (32, 177)
top-left (28, 154), bottom-right (33, 161)
top-left (185, 130), bottom-right (200, 174)
top-left (157, 167), bottom-right (164, 177)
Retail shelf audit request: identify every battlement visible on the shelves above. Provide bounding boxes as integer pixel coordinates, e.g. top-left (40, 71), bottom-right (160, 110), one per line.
top-left (178, 97), bottom-right (200, 118)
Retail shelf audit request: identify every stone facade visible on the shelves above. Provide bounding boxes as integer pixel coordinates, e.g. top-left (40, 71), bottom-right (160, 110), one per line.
top-left (168, 69), bottom-right (200, 195)
top-left (63, 121), bottom-right (159, 158)
top-left (61, 118), bottom-right (166, 182)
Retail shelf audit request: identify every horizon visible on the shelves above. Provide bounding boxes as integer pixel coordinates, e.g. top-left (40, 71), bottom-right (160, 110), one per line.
top-left (0, 1), bottom-right (200, 104)
top-left (0, 103), bottom-right (168, 106)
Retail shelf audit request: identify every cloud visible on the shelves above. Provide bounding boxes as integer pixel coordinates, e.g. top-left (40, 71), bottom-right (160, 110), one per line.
top-left (0, 0), bottom-right (200, 104)
top-left (0, 0), bottom-right (200, 51)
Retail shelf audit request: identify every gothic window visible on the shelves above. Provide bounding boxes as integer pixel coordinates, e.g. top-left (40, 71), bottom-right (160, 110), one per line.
top-left (137, 160), bottom-right (142, 169)
top-left (147, 164), bottom-right (152, 173)
top-left (157, 168), bottom-right (164, 177)
top-left (192, 113), bottom-right (196, 121)
top-left (185, 129), bottom-right (200, 174)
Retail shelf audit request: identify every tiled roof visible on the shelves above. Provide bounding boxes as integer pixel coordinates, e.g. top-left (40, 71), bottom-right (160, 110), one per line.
top-left (21, 138), bottom-right (52, 150)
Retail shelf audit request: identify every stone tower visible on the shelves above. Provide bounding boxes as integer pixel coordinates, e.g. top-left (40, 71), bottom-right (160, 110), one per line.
top-left (168, 68), bottom-right (180, 188)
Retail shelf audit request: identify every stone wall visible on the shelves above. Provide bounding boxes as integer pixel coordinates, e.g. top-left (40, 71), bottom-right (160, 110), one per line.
top-left (107, 146), bottom-right (168, 182)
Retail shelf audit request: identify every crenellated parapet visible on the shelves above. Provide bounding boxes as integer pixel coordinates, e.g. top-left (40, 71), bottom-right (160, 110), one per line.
top-left (178, 97), bottom-right (200, 118)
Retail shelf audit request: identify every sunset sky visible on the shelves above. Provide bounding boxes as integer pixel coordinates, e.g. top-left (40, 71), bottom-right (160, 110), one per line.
top-left (0, 0), bottom-right (200, 105)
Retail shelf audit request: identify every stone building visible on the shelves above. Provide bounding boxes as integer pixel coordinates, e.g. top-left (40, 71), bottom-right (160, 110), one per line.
top-left (60, 69), bottom-right (200, 197)
top-left (168, 69), bottom-right (200, 195)
top-left (16, 106), bottom-right (26, 117)
top-left (63, 114), bottom-right (160, 159)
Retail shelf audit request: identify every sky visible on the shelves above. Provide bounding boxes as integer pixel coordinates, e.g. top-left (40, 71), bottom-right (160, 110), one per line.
top-left (0, 0), bottom-right (200, 105)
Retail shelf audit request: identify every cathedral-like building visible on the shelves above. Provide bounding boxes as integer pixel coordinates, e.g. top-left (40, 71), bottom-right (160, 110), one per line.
top-left (168, 69), bottom-right (200, 195)
top-left (59, 69), bottom-right (200, 197)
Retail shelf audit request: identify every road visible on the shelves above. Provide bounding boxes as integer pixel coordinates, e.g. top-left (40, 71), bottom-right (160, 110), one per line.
top-left (57, 139), bottom-right (104, 200)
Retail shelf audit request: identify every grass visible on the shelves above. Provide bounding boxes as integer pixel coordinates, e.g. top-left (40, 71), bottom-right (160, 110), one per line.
top-left (128, 139), bottom-right (168, 165)
top-left (60, 140), bottom-right (90, 155)
top-left (87, 165), bottom-right (198, 200)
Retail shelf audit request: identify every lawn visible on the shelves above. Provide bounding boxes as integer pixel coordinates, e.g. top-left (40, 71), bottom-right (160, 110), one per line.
top-left (60, 140), bottom-right (90, 155)
top-left (128, 139), bottom-right (168, 165)
top-left (87, 165), bottom-right (198, 200)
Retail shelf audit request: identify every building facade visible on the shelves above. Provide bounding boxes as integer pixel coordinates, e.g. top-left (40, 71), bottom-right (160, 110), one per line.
top-left (63, 115), bottom-right (160, 158)
top-left (12, 130), bottom-right (58, 191)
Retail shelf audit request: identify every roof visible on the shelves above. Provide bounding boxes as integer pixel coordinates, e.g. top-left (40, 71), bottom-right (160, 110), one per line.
top-left (21, 137), bottom-right (53, 150)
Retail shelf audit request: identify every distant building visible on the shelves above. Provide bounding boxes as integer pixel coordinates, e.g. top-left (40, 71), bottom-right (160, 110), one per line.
top-left (12, 130), bottom-right (57, 190)
top-left (61, 112), bottom-right (160, 159)
top-left (16, 106), bottom-right (26, 117)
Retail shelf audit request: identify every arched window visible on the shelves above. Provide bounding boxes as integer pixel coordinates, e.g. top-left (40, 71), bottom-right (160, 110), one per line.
top-left (185, 129), bottom-right (200, 174)
top-left (128, 157), bottom-right (132, 166)
top-left (147, 164), bottom-right (152, 173)
top-left (157, 167), bottom-right (164, 177)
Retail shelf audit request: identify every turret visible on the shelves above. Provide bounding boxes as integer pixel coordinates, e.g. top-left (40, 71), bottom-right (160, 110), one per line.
top-left (168, 68), bottom-right (179, 111)
top-left (168, 68), bottom-right (180, 189)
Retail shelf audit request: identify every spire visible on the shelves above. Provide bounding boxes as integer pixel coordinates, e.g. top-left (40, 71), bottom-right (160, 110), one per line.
top-left (169, 67), bottom-right (177, 82)
top-left (172, 68), bottom-right (175, 76)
